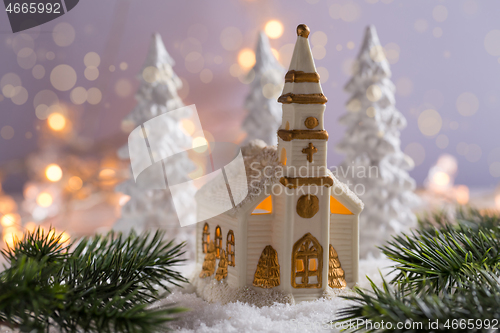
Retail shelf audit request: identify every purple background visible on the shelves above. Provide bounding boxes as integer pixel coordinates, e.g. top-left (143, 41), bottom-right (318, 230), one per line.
top-left (1, 0), bottom-right (499, 192)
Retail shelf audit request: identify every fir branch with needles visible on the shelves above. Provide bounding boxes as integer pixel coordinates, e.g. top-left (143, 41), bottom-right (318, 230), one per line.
top-left (0, 227), bottom-right (188, 333)
top-left (336, 207), bottom-right (500, 332)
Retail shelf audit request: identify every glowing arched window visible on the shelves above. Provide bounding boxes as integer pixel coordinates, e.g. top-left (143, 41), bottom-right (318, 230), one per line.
top-left (215, 226), bottom-right (222, 258)
top-left (330, 196), bottom-right (353, 215)
top-left (285, 121), bottom-right (290, 130)
top-left (226, 230), bottom-right (235, 267)
top-left (291, 233), bottom-right (323, 289)
top-left (202, 223), bottom-right (210, 253)
top-left (252, 195), bottom-right (273, 215)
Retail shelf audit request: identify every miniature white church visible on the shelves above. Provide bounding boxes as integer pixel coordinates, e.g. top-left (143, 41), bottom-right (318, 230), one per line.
top-left (195, 24), bottom-right (364, 303)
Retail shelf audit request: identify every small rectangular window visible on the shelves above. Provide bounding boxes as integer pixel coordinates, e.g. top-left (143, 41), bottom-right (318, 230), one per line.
top-left (296, 259), bottom-right (304, 272)
top-left (309, 258), bottom-right (317, 271)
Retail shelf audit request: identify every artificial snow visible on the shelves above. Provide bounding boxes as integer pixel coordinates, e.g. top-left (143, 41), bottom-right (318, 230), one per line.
top-left (153, 257), bottom-right (394, 333)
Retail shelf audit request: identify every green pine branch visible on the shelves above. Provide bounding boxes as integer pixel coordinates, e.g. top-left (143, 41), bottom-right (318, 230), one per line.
top-left (0, 227), bottom-right (188, 333)
top-left (335, 207), bottom-right (500, 332)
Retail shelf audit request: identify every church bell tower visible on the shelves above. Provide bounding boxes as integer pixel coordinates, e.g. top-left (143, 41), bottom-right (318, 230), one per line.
top-left (277, 24), bottom-right (334, 294)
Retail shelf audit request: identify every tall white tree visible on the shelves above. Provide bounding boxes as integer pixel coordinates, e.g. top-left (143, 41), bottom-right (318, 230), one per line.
top-left (114, 33), bottom-right (196, 246)
top-left (336, 25), bottom-right (419, 258)
top-left (242, 32), bottom-right (284, 146)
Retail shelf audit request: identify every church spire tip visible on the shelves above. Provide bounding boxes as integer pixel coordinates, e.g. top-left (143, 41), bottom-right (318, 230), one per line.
top-left (296, 24), bottom-right (310, 38)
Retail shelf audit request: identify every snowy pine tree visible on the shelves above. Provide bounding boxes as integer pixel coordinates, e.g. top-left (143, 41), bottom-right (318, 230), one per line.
top-left (242, 32), bottom-right (284, 146)
top-left (114, 33), bottom-right (196, 247)
top-left (336, 26), bottom-right (419, 258)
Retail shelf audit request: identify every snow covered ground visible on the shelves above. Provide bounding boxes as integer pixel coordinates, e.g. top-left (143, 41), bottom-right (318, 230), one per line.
top-left (157, 257), bottom-right (394, 333)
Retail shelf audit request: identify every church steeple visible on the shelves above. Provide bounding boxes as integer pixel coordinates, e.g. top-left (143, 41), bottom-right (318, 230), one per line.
top-left (278, 24), bottom-right (327, 105)
top-left (277, 24), bottom-right (332, 187)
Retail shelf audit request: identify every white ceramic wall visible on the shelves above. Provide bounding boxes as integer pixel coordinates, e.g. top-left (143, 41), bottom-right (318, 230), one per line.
top-left (330, 214), bottom-right (358, 286)
top-left (281, 104), bottom-right (325, 130)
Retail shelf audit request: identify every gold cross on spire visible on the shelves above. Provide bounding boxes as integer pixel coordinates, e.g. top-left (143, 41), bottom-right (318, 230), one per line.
top-left (302, 143), bottom-right (318, 163)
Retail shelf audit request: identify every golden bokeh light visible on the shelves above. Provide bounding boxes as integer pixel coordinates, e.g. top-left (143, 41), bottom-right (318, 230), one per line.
top-left (237, 48), bottom-right (256, 69)
top-left (99, 168), bottom-right (116, 179)
top-left (36, 192), bottom-right (53, 207)
top-left (32, 64), bottom-right (45, 79)
top-left (456, 92), bottom-right (479, 116)
top-left (47, 113), bottom-right (66, 131)
top-left (114, 78), bottom-right (133, 98)
top-left (414, 19), bottom-right (428, 33)
top-left (404, 142), bottom-right (426, 167)
top-left (384, 43), bottom-right (400, 64)
top-left (3, 229), bottom-right (22, 248)
top-left (455, 185), bottom-right (469, 205)
top-left (142, 66), bottom-right (159, 83)
top-left (200, 68), bottom-right (213, 83)
top-left (485, 30), bottom-right (500, 56)
top-left (264, 20), bottom-right (284, 39)
top-left (68, 176), bottom-right (83, 191)
top-left (181, 119), bottom-right (196, 135)
top-left (24, 222), bottom-right (37, 233)
top-left (278, 43), bottom-right (294, 68)
top-left (340, 2), bottom-right (360, 22)
top-left (347, 98), bottom-right (361, 112)
top-left (310, 31), bottom-right (328, 47)
top-left (84, 52), bottom-right (101, 67)
top-left (53, 22), bottom-right (75, 47)
top-left (366, 84), bottom-right (382, 102)
top-left (45, 164), bottom-right (63, 182)
top-left (50, 65), bottom-right (77, 91)
top-left (369, 45), bottom-right (386, 62)
top-left (87, 87), bottom-right (102, 105)
top-left (271, 48), bottom-right (279, 60)
top-left (192, 136), bottom-right (208, 153)
top-left (433, 171), bottom-right (450, 187)
top-left (418, 109), bottom-right (442, 136)
top-left (11, 86), bottom-right (29, 106)
top-left (1, 126), bottom-right (14, 140)
top-left (1, 213), bottom-right (19, 227)
top-left (312, 45), bottom-right (326, 60)
top-left (17, 47), bottom-right (36, 69)
top-left (84, 66), bottom-right (99, 81)
top-left (184, 52), bottom-right (205, 73)
top-left (316, 66), bottom-right (329, 84)
top-left (70, 87), bottom-right (88, 105)
top-left (0, 195), bottom-right (17, 214)
top-left (366, 107), bottom-right (376, 118)
top-left (59, 232), bottom-right (70, 243)
top-left (433, 5), bottom-right (448, 22)
top-left (262, 83), bottom-right (281, 99)
top-left (188, 162), bottom-right (205, 180)
top-left (396, 77), bottom-right (413, 97)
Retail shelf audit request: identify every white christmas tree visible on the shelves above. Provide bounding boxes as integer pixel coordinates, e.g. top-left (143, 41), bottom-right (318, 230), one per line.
top-left (114, 33), bottom-right (196, 247)
top-left (336, 25), bottom-right (419, 258)
top-left (242, 32), bottom-right (284, 146)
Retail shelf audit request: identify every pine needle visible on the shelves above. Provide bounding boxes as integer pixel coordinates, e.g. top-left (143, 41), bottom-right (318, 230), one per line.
top-left (0, 227), bottom-right (188, 333)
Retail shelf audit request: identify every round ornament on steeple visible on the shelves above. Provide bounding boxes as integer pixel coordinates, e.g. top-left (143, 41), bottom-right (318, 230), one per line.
top-left (296, 24), bottom-right (310, 38)
top-left (304, 117), bottom-right (319, 129)
top-left (296, 194), bottom-right (319, 218)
